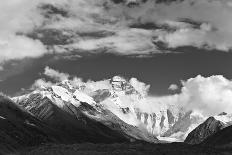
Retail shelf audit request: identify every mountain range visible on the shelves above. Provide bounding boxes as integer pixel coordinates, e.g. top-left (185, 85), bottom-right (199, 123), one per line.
top-left (1, 76), bottom-right (232, 154)
top-left (12, 76), bottom-right (206, 142)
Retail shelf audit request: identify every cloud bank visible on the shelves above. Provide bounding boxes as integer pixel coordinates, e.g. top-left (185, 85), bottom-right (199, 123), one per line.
top-left (1, 0), bottom-right (232, 69)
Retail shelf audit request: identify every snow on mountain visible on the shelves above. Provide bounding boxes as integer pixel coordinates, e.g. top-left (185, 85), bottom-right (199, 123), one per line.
top-left (13, 78), bottom-right (158, 143)
top-left (0, 95), bottom-right (68, 154)
top-left (13, 76), bottom-right (207, 142)
top-left (103, 76), bottom-right (206, 141)
top-left (13, 82), bottom-right (96, 110)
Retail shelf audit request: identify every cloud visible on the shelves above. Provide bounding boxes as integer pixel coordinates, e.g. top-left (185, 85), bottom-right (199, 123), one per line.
top-left (144, 75), bottom-right (232, 117)
top-left (177, 75), bottom-right (232, 116)
top-left (0, 0), bottom-right (49, 67)
top-left (0, 35), bottom-right (47, 63)
top-left (36, 66), bottom-right (111, 92)
top-left (51, 0), bottom-right (232, 52)
top-left (1, 0), bottom-right (232, 68)
top-left (108, 0), bottom-right (232, 51)
top-left (44, 66), bottom-right (70, 81)
top-left (32, 78), bottom-right (54, 89)
top-left (129, 77), bottom-right (150, 96)
top-left (0, 66), bottom-right (3, 71)
top-left (168, 84), bottom-right (178, 91)
top-left (67, 28), bottom-right (157, 54)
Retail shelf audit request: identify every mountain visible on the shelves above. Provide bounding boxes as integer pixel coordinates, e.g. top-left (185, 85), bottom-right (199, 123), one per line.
top-left (185, 113), bottom-right (232, 144)
top-left (13, 80), bottom-right (157, 144)
top-left (201, 125), bottom-right (232, 147)
top-left (2, 75), bottom-right (232, 154)
top-left (13, 76), bottom-right (205, 142)
top-left (92, 76), bottom-right (205, 142)
top-left (0, 94), bottom-right (66, 154)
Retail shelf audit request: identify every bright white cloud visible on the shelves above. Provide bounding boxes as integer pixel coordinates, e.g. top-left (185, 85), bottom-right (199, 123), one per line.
top-left (147, 75), bottom-right (232, 117)
top-left (129, 77), bottom-right (150, 97)
top-left (0, 0), bottom-right (48, 67)
top-left (168, 84), bottom-right (178, 91)
top-left (44, 66), bottom-right (70, 81)
top-left (178, 75), bottom-right (232, 116)
top-left (32, 78), bottom-right (54, 89)
top-left (0, 35), bottom-right (47, 63)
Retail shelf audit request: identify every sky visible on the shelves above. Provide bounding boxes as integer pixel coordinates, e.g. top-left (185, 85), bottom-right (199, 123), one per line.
top-left (1, 0), bottom-right (232, 117)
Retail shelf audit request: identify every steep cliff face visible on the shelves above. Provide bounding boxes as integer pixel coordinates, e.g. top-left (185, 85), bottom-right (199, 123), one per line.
top-left (185, 113), bottom-right (232, 145)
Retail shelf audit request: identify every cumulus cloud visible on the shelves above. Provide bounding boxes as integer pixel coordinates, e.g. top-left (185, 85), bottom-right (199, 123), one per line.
top-left (168, 84), bottom-right (178, 91)
top-left (44, 66), bottom-right (70, 81)
top-left (129, 77), bottom-right (150, 96)
top-left (32, 78), bottom-right (54, 89)
top-left (146, 75), bottom-right (232, 117)
top-left (178, 75), bottom-right (232, 116)
top-left (0, 35), bottom-right (47, 62)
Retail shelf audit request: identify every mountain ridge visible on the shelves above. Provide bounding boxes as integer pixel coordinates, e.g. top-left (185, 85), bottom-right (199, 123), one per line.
top-left (13, 76), bottom-right (206, 142)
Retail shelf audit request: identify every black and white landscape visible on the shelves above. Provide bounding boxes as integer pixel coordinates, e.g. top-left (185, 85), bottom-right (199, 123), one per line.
top-left (1, 0), bottom-right (232, 154)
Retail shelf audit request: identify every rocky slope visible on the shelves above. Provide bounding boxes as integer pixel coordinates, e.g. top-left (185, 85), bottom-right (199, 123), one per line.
top-left (0, 95), bottom-right (66, 154)
top-left (185, 113), bottom-right (232, 144)
top-left (201, 125), bottom-right (232, 147)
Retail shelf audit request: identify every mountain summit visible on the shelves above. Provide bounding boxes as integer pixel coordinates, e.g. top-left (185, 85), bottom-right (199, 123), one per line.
top-left (13, 77), bottom-right (158, 144)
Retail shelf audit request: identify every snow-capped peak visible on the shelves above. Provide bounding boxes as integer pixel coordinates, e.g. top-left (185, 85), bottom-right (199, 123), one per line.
top-left (110, 76), bottom-right (142, 97)
top-left (13, 82), bottom-right (97, 110)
